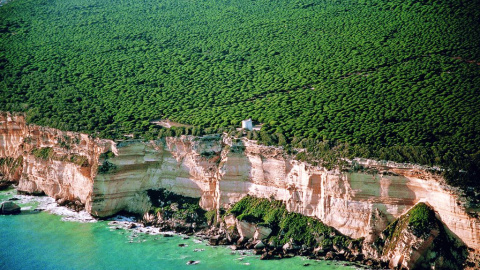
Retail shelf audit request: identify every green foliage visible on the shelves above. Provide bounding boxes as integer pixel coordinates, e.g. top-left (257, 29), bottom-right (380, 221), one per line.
top-left (228, 195), bottom-right (352, 247)
top-left (30, 146), bottom-right (89, 166)
top-left (228, 195), bottom-right (285, 225)
top-left (382, 219), bottom-right (399, 241)
top-left (205, 210), bottom-right (216, 225)
top-left (1, 0), bottom-right (479, 188)
top-left (430, 223), bottom-right (468, 269)
top-left (99, 151), bottom-right (115, 160)
top-left (98, 150), bottom-right (116, 173)
top-left (31, 147), bottom-right (54, 160)
top-left (97, 160), bottom-right (116, 174)
top-left (69, 155), bottom-right (88, 166)
top-left (230, 145), bottom-right (246, 154)
top-left (384, 203), bottom-right (437, 242)
top-left (200, 151), bottom-right (216, 158)
top-left (57, 135), bottom-right (76, 150)
top-left (0, 156), bottom-right (23, 171)
top-left (381, 202), bottom-right (468, 268)
top-left (147, 189), bottom-right (206, 224)
top-left (408, 202), bottom-right (437, 237)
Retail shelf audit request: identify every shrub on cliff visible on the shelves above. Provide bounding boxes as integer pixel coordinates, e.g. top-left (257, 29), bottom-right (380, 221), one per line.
top-left (97, 160), bottom-right (117, 174)
top-left (31, 147), bottom-right (54, 160)
top-left (407, 202), bottom-right (437, 237)
top-left (0, 156), bottom-right (23, 172)
top-left (228, 195), bottom-right (353, 247)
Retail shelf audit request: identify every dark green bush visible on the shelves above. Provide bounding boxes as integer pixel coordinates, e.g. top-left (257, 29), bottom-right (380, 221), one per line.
top-left (31, 147), bottom-right (54, 160)
top-left (228, 195), bottom-right (353, 247)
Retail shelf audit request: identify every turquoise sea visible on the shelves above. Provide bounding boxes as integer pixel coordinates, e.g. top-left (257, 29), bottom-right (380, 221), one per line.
top-left (0, 189), bottom-right (356, 270)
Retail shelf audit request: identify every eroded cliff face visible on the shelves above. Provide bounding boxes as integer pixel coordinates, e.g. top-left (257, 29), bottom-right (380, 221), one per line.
top-left (87, 134), bottom-right (480, 254)
top-left (1, 112), bottom-right (479, 258)
top-left (0, 112), bottom-right (113, 209)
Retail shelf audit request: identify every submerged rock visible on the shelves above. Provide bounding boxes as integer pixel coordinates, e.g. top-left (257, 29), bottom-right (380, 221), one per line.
top-left (0, 201), bottom-right (21, 215)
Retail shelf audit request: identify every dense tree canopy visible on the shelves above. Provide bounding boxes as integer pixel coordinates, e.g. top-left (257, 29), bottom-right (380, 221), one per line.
top-left (1, 0), bottom-right (479, 187)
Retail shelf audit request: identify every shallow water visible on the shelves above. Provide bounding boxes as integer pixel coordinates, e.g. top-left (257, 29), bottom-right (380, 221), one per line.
top-left (0, 189), bottom-right (356, 270)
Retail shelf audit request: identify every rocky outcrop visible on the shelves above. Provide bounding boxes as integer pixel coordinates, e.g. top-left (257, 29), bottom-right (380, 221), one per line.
top-left (377, 202), bottom-right (467, 269)
top-left (0, 112), bottom-right (479, 267)
top-left (86, 135), bottom-right (480, 255)
top-left (0, 112), bottom-right (113, 211)
top-left (0, 201), bottom-right (21, 215)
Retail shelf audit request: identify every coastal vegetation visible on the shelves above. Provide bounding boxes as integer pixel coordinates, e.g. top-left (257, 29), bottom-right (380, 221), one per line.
top-left (147, 189), bottom-right (207, 225)
top-left (97, 150), bottom-right (117, 174)
top-left (29, 146), bottom-right (89, 166)
top-left (1, 0), bottom-right (479, 188)
top-left (228, 195), bottom-right (353, 248)
top-left (0, 156), bottom-right (22, 169)
top-left (31, 147), bottom-right (54, 161)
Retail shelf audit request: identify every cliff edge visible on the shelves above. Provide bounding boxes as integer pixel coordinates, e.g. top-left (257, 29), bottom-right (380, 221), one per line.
top-left (1, 112), bottom-right (479, 268)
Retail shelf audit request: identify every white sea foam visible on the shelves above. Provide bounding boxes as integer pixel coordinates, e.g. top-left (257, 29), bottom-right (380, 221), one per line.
top-left (112, 215), bottom-right (136, 222)
top-left (12, 194), bottom-right (55, 206)
top-left (9, 194), bottom-right (96, 223)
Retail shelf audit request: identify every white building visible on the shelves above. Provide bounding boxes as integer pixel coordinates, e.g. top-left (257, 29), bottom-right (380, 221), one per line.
top-left (241, 119), bottom-right (253, 131)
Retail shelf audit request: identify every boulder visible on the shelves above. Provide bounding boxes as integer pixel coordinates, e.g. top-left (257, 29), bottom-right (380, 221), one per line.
top-left (254, 225), bottom-right (272, 241)
top-left (313, 247), bottom-right (326, 256)
top-left (0, 201), bottom-right (21, 215)
top-left (282, 242), bottom-right (292, 251)
top-left (246, 241), bottom-right (256, 249)
top-left (143, 212), bottom-right (155, 225)
top-left (56, 198), bottom-right (67, 206)
top-left (223, 214), bottom-right (236, 228)
top-left (225, 224), bottom-right (240, 243)
top-left (268, 238), bottom-right (280, 248)
top-left (325, 251), bottom-right (335, 260)
top-left (254, 241), bottom-right (266, 249)
top-left (209, 235), bottom-right (221, 246)
top-left (260, 252), bottom-right (273, 260)
top-left (236, 220), bottom-right (256, 240)
top-left (218, 238), bottom-right (229, 245)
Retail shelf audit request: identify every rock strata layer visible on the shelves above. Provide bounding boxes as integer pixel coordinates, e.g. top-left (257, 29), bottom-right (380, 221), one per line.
top-left (1, 112), bottom-right (479, 264)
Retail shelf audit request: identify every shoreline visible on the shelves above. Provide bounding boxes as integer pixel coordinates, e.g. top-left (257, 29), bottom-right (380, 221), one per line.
top-left (1, 188), bottom-right (367, 269)
top-left (109, 214), bottom-right (369, 269)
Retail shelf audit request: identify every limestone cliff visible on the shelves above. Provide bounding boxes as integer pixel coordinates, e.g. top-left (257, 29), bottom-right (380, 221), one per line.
top-left (1, 112), bottom-right (479, 267)
top-left (0, 112), bottom-right (113, 210)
